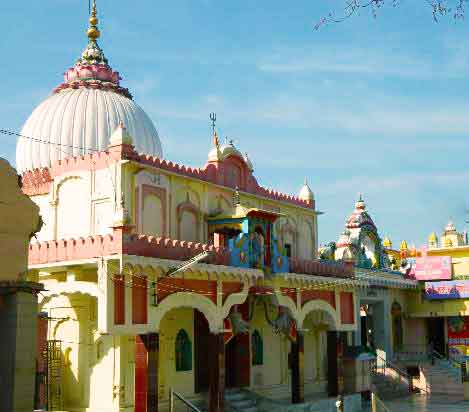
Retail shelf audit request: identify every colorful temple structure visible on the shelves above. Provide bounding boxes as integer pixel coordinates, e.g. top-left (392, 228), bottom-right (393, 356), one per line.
top-left (18, 3), bottom-right (383, 412)
top-left (320, 198), bottom-right (417, 362)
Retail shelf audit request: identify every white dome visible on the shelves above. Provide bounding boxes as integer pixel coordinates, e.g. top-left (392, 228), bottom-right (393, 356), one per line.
top-left (298, 179), bottom-right (314, 201)
top-left (16, 88), bottom-right (162, 172)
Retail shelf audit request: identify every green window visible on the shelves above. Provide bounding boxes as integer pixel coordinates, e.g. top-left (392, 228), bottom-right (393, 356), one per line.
top-left (175, 329), bottom-right (192, 371)
top-left (252, 330), bottom-right (263, 366)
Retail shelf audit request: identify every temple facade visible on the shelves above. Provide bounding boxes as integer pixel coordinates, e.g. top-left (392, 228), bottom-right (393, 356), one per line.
top-left (19, 3), bottom-right (375, 412)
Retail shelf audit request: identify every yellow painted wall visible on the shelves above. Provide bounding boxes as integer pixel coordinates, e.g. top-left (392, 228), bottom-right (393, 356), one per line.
top-left (250, 301), bottom-right (288, 388)
top-left (158, 307), bottom-right (195, 399)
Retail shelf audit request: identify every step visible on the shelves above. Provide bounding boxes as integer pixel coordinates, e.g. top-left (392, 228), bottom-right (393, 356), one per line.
top-left (230, 399), bottom-right (256, 408)
top-left (225, 393), bottom-right (247, 402)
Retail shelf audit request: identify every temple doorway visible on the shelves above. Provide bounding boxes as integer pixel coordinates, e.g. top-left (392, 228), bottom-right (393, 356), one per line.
top-left (225, 333), bottom-right (250, 388)
top-left (426, 317), bottom-right (446, 356)
top-left (194, 310), bottom-right (211, 393)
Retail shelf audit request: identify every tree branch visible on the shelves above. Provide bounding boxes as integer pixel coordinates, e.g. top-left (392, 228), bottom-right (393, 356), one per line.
top-left (315, 0), bottom-right (466, 30)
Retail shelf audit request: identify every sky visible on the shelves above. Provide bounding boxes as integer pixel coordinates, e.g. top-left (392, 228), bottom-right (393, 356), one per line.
top-left (1, 0), bottom-right (469, 247)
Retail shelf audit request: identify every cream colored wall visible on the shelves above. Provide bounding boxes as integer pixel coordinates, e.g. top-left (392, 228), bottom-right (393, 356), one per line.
top-left (29, 168), bottom-right (116, 242)
top-left (40, 290), bottom-right (128, 412)
top-left (27, 160), bottom-right (317, 252)
top-left (142, 194), bottom-right (163, 235)
top-left (403, 318), bottom-right (427, 347)
top-left (41, 294), bottom-right (94, 410)
top-left (249, 302), bottom-right (329, 395)
top-left (250, 302), bottom-right (288, 388)
top-left (452, 258), bottom-right (469, 278)
top-left (302, 311), bottom-right (330, 391)
top-left (128, 165), bottom-right (318, 257)
top-left (56, 177), bottom-right (90, 239)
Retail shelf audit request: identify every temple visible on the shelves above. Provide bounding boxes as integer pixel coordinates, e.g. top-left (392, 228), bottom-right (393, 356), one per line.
top-left (18, 4), bottom-right (417, 412)
top-left (320, 198), bottom-right (417, 362)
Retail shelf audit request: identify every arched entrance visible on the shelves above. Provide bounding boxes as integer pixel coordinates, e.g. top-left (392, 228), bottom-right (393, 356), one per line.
top-left (300, 306), bottom-right (344, 398)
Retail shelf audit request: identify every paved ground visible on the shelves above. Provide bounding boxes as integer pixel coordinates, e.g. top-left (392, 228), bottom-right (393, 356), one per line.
top-left (364, 394), bottom-right (469, 412)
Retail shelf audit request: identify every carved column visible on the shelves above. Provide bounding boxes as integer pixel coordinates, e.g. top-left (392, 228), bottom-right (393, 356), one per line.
top-left (291, 332), bottom-right (304, 404)
top-left (135, 333), bottom-right (159, 412)
top-left (209, 333), bottom-right (225, 412)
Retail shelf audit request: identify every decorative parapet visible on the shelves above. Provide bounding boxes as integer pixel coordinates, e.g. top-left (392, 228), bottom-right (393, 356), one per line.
top-left (28, 234), bottom-right (119, 265)
top-left (28, 230), bottom-right (230, 267)
top-left (131, 152), bottom-right (313, 209)
top-left (289, 258), bottom-right (354, 278)
top-left (21, 168), bottom-right (52, 196)
top-left (21, 143), bottom-right (313, 210)
top-left (124, 234), bottom-right (230, 266)
top-left (354, 267), bottom-right (418, 289)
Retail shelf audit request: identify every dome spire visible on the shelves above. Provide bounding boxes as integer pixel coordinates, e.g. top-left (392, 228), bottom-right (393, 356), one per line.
top-left (78, 0), bottom-right (108, 66)
top-left (87, 0), bottom-right (100, 41)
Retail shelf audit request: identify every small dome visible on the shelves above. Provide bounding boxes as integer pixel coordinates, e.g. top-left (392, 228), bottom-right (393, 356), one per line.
top-left (445, 220), bottom-right (456, 233)
top-left (383, 237), bottom-right (392, 249)
top-left (355, 194), bottom-right (366, 210)
top-left (298, 179), bottom-right (314, 202)
top-left (428, 232), bottom-right (438, 243)
top-left (207, 140), bottom-right (245, 164)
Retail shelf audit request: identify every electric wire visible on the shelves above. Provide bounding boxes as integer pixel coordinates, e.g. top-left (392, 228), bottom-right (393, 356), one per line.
top-left (3, 129), bottom-right (364, 295)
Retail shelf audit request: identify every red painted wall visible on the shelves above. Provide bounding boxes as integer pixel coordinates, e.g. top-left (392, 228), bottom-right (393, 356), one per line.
top-left (114, 275), bottom-right (125, 325)
top-left (132, 276), bottom-right (148, 324)
top-left (301, 290), bottom-right (336, 308)
top-left (135, 336), bottom-right (148, 412)
top-left (340, 292), bottom-right (355, 325)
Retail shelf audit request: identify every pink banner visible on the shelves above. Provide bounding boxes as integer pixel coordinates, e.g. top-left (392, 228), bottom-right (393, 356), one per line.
top-left (414, 256), bottom-right (452, 280)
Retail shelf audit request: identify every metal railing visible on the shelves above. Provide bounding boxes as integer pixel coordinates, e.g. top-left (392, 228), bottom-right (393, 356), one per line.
top-left (431, 349), bottom-right (469, 383)
top-left (169, 389), bottom-right (203, 412)
top-left (371, 392), bottom-right (392, 412)
top-left (371, 354), bottom-right (430, 395)
top-left (393, 344), bottom-right (431, 362)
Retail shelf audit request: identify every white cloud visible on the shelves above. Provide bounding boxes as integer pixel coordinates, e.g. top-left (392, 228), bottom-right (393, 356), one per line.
top-left (257, 47), bottom-right (434, 78)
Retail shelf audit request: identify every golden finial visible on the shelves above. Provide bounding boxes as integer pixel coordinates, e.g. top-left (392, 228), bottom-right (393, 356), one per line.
top-left (87, 0), bottom-right (100, 41)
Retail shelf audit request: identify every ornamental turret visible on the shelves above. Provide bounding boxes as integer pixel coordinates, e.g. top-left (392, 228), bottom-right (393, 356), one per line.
top-left (440, 220), bottom-right (465, 248)
top-left (298, 179), bottom-right (314, 202)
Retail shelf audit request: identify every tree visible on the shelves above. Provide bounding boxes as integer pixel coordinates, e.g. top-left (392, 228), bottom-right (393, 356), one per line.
top-left (315, 0), bottom-right (467, 29)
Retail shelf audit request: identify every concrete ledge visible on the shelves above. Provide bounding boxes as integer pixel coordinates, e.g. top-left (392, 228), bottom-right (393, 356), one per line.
top-left (0, 280), bottom-right (44, 294)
